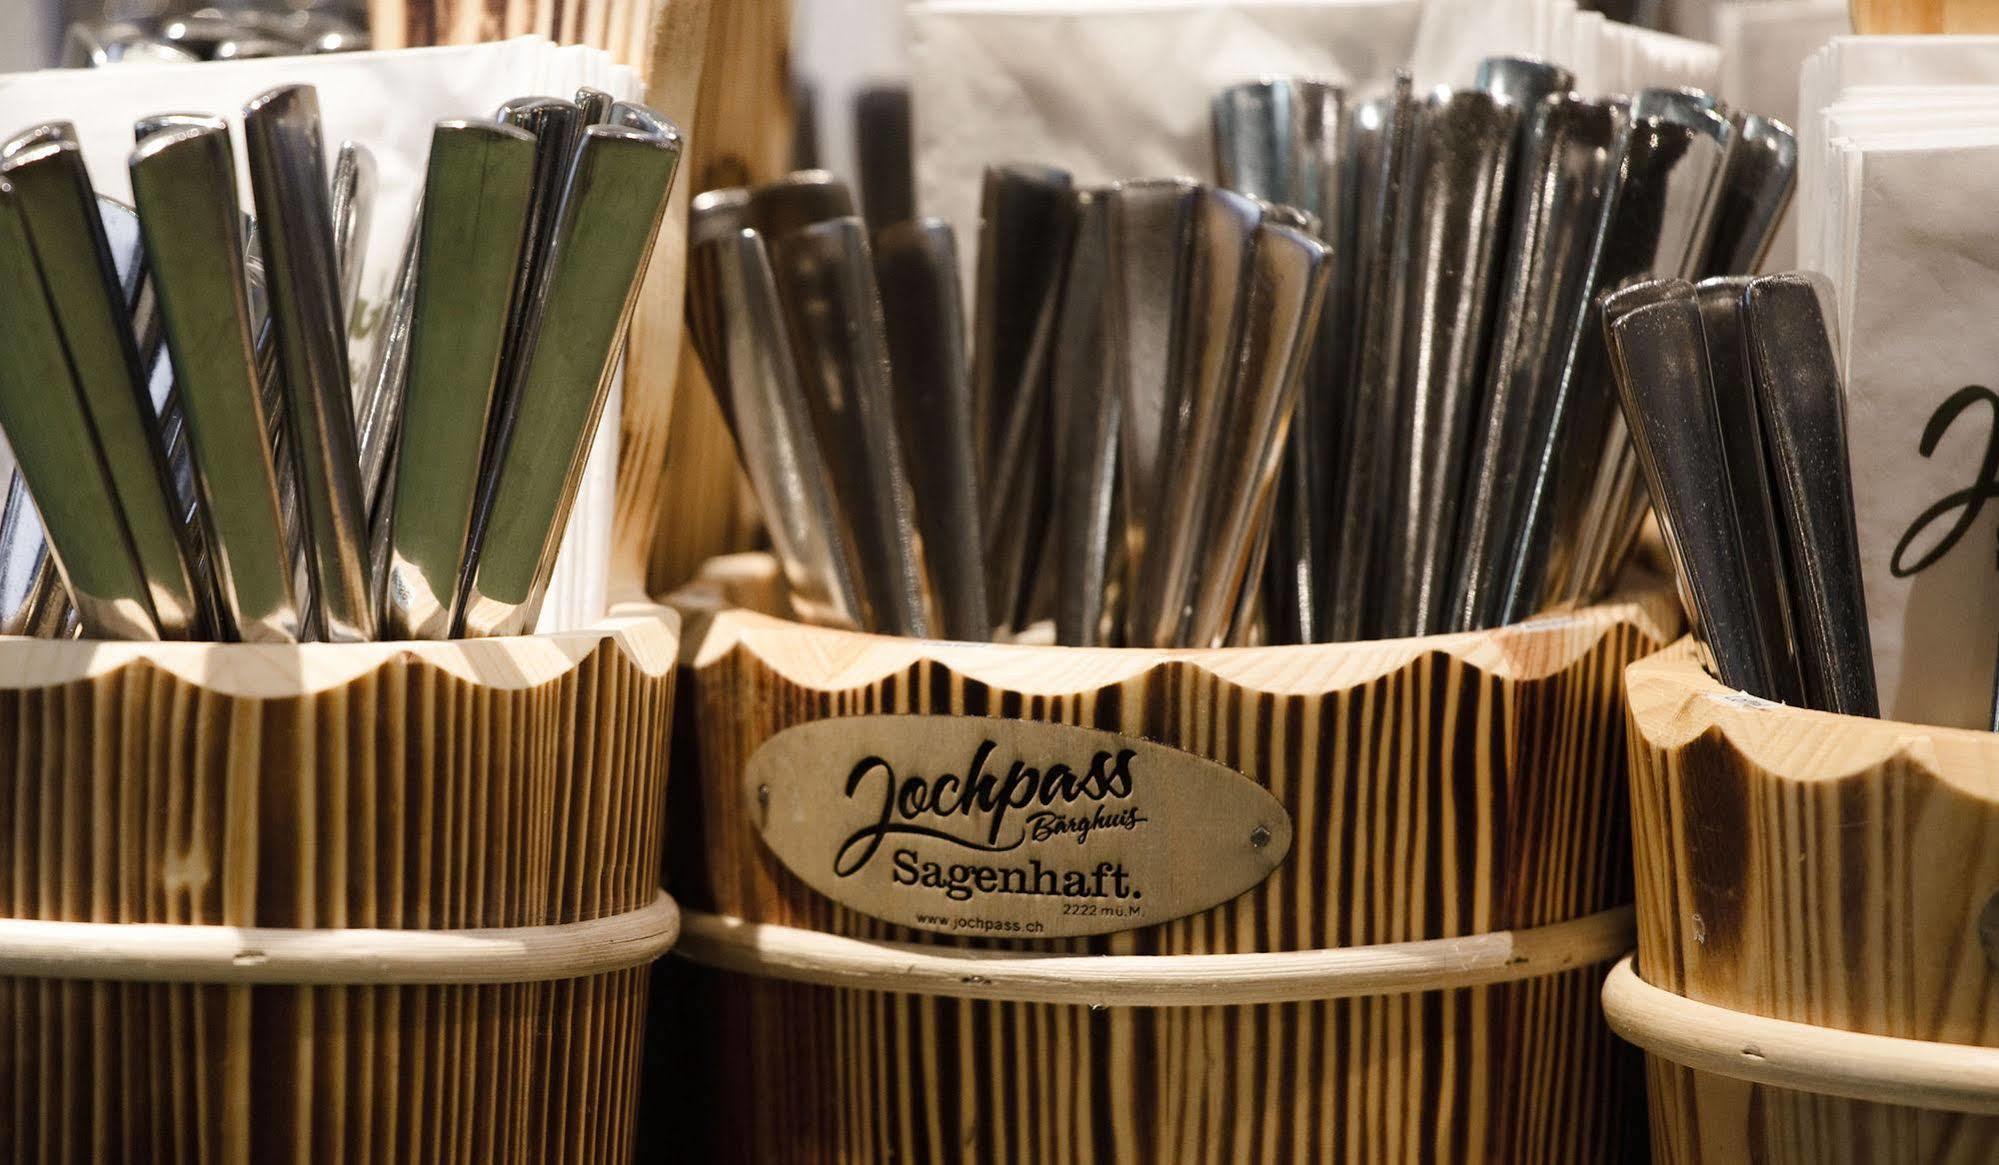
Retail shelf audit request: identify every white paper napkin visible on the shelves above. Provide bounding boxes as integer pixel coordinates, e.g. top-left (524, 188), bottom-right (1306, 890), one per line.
top-left (1829, 135), bottom-right (1999, 728)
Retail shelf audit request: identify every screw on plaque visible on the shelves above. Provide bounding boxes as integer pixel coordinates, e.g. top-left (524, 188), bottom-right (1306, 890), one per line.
top-left (1249, 825), bottom-right (1271, 849)
top-left (756, 783), bottom-right (771, 825)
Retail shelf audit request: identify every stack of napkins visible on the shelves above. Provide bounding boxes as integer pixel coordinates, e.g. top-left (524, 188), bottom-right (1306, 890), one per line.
top-left (1409, 0), bottom-right (1721, 95)
top-left (1798, 36), bottom-right (1999, 728)
top-left (0, 37), bottom-right (641, 635)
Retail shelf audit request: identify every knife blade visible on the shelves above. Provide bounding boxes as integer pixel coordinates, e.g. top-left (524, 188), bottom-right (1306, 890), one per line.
top-left (457, 102), bottom-right (682, 637)
top-left (132, 119), bottom-right (302, 643)
top-left (380, 120), bottom-right (536, 640)
top-left (243, 83), bottom-right (374, 641)
top-left (0, 175), bottom-right (160, 640)
top-left (1, 131), bottom-right (203, 639)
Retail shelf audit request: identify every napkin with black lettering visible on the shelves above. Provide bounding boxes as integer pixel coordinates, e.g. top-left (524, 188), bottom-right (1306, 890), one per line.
top-left (1830, 134), bottom-right (1999, 728)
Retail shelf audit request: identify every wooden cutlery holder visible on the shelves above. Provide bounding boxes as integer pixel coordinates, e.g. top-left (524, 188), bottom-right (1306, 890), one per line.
top-left (660, 552), bottom-right (1681, 1163)
top-left (1611, 644), bottom-right (1999, 1164)
top-left (0, 605), bottom-right (680, 1164)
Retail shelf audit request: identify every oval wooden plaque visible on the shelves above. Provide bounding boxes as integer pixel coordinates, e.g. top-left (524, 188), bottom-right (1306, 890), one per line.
top-left (745, 714), bottom-right (1294, 939)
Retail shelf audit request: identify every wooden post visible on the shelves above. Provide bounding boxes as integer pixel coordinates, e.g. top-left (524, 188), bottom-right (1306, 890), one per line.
top-left (640, 0), bottom-right (797, 597)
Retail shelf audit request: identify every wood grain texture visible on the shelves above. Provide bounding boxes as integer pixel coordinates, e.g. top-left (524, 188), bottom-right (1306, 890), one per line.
top-left (677, 905), bottom-right (1635, 1007)
top-left (611, 0), bottom-right (716, 603)
top-left (1851, 0), bottom-right (1999, 34)
top-left (658, 553), bottom-right (1683, 1163)
top-left (367, 0), bottom-right (664, 64)
top-left (1623, 642), bottom-right (1999, 1164)
top-left (0, 606), bottom-right (679, 1164)
top-left (1604, 957), bottom-right (1999, 1116)
top-left (641, 0), bottom-right (795, 597)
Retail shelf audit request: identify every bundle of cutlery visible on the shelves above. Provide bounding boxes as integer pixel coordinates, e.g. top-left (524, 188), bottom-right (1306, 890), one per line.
top-left (0, 82), bottom-right (679, 643)
top-left (66, 6), bottom-right (367, 67)
top-left (1603, 272), bottom-right (1876, 717)
top-left (1226, 66), bottom-right (1799, 645)
top-left (687, 55), bottom-right (1798, 650)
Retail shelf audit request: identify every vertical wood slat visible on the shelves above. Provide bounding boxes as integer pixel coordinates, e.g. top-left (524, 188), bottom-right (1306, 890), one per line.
top-left (0, 611), bottom-right (678, 1164)
top-left (1623, 642), bottom-right (1999, 1164)
top-left (660, 554), bottom-right (1681, 1162)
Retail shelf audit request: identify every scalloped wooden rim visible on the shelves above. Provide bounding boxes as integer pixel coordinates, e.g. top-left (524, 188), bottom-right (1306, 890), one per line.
top-left (670, 553), bottom-right (1681, 697)
top-left (1603, 956), bottom-right (1999, 1115)
top-left (0, 601), bottom-right (680, 698)
top-left (1625, 640), bottom-right (1999, 799)
top-left (0, 892), bottom-right (680, 986)
top-left (670, 905), bottom-right (1634, 1007)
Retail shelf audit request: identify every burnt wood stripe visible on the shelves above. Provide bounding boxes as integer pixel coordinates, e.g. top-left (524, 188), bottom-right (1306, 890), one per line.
top-left (0, 623), bottom-right (676, 1163)
top-left (1625, 644), bottom-right (1999, 1163)
top-left (664, 560), bottom-right (1681, 1161)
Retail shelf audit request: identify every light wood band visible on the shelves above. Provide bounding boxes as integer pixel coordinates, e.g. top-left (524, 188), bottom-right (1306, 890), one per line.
top-left (0, 891), bottom-right (680, 986)
top-left (1604, 955), bottom-right (1999, 1116)
top-left (673, 905), bottom-right (1634, 1007)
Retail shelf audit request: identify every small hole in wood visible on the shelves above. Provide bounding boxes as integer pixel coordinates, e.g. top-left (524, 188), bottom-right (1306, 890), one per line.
top-left (1978, 888), bottom-right (1999, 971)
top-left (233, 950), bottom-right (269, 967)
top-left (1740, 1046), bottom-right (1765, 1061)
top-left (1249, 826), bottom-right (1271, 849)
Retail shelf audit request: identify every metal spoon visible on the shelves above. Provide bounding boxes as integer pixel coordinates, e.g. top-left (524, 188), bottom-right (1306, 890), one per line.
top-left (1606, 289), bottom-right (1777, 699)
top-left (1500, 103), bottom-right (1731, 624)
top-left (1474, 56), bottom-right (1576, 109)
top-left (745, 169), bottom-right (856, 244)
top-left (1184, 221), bottom-right (1333, 648)
top-left (974, 164), bottom-right (1074, 631)
top-left (1107, 177), bottom-right (1199, 640)
top-left (1693, 275), bottom-right (1804, 704)
top-left (1698, 113), bottom-right (1797, 278)
top-left (575, 87), bottom-right (614, 126)
top-left (1127, 186), bottom-right (1264, 647)
top-left (1211, 78), bottom-right (1346, 646)
top-left (1381, 87), bottom-right (1518, 637)
top-left (1326, 73), bottom-right (1420, 641)
top-left (1561, 102), bottom-right (1737, 607)
top-left (687, 187), bottom-right (752, 428)
top-left (856, 85), bottom-right (916, 232)
top-left (874, 217), bottom-right (991, 641)
top-left (769, 216), bottom-right (930, 637)
top-left (96, 193), bottom-right (215, 631)
top-left (1450, 96), bottom-right (1620, 631)
top-left (1039, 190), bottom-right (1121, 646)
top-left (1741, 273), bottom-right (1877, 717)
top-left (690, 227), bottom-right (863, 628)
